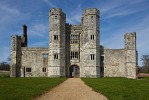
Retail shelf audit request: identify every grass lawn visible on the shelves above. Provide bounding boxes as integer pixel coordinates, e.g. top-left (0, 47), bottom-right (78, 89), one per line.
top-left (0, 77), bottom-right (66, 100)
top-left (82, 77), bottom-right (149, 100)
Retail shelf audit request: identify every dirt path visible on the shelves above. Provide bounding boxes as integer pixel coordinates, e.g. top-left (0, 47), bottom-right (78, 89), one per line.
top-left (35, 78), bottom-right (108, 100)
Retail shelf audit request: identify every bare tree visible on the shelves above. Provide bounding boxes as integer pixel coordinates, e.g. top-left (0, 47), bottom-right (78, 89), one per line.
top-left (139, 55), bottom-right (149, 73)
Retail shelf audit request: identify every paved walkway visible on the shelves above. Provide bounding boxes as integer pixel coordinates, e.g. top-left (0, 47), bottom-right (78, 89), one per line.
top-left (35, 78), bottom-right (108, 100)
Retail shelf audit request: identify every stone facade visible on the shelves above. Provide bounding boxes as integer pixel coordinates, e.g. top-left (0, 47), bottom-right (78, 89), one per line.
top-left (10, 8), bottom-right (138, 79)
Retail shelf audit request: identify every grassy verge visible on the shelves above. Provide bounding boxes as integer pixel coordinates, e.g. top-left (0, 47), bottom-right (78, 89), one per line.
top-left (82, 77), bottom-right (149, 100)
top-left (0, 77), bottom-right (66, 100)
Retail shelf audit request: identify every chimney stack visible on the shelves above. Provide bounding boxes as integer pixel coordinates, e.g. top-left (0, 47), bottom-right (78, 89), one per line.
top-left (21, 24), bottom-right (28, 47)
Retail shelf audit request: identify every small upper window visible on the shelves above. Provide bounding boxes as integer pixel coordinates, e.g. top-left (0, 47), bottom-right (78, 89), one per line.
top-left (91, 35), bottom-right (94, 40)
top-left (90, 54), bottom-right (95, 60)
top-left (54, 54), bottom-right (58, 59)
top-left (91, 16), bottom-right (94, 24)
top-left (55, 16), bottom-right (58, 20)
top-left (54, 35), bottom-right (58, 40)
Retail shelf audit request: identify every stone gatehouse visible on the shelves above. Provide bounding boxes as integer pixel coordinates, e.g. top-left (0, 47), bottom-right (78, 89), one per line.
top-left (10, 8), bottom-right (138, 79)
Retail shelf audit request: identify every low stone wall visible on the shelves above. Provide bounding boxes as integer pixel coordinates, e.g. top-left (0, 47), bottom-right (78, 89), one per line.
top-left (0, 71), bottom-right (10, 76)
top-left (138, 73), bottom-right (149, 77)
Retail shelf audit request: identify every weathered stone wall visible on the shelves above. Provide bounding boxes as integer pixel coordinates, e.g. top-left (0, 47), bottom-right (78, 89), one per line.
top-left (21, 47), bottom-right (49, 77)
top-left (104, 49), bottom-right (126, 77)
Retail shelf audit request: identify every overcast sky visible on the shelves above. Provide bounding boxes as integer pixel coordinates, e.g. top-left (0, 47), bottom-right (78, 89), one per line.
top-left (0, 0), bottom-right (149, 66)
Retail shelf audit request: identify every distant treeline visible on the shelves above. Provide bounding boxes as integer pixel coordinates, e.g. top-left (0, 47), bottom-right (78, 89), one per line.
top-left (0, 62), bottom-right (10, 71)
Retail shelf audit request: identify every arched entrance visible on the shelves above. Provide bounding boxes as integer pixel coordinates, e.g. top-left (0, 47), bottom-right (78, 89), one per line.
top-left (69, 65), bottom-right (80, 78)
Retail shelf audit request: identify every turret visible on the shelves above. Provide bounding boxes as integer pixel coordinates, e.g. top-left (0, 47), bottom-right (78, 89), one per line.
top-left (81, 8), bottom-right (100, 77)
top-left (48, 8), bottom-right (66, 77)
top-left (124, 32), bottom-right (138, 79)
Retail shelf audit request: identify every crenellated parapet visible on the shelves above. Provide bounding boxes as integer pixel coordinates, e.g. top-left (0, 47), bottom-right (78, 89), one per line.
top-left (83, 8), bottom-right (99, 16)
top-left (49, 8), bottom-right (66, 17)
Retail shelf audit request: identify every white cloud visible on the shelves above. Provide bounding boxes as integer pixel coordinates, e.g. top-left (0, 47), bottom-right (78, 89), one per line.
top-left (28, 23), bottom-right (48, 37)
top-left (44, 0), bottom-right (57, 8)
top-left (66, 4), bottom-right (82, 24)
top-left (99, 0), bottom-right (146, 19)
top-left (0, 46), bottom-right (10, 63)
top-left (0, 4), bottom-right (21, 24)
top-left (29, 41), bottom-right (49, 47)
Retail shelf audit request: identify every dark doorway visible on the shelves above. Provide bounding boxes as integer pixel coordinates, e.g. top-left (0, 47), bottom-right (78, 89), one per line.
top-left (69, 65), bottom-right (80, 78)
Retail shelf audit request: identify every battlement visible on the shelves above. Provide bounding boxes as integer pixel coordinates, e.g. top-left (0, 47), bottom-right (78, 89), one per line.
top-left (11, 35), bottom-right (21, 39)
top-left (125, 32), bottom-right (136, 37)
top-left (83, 8), bottom-right (99, 16)
top-left (49, 8), bottom-right (66, 17)
top-left (70, 25), bottom-right (82, 30)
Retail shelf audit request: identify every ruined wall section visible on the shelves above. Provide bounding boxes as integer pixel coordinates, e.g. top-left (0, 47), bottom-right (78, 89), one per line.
top-left (125, 32), bottom-right (137, 79)
top-left (81, 8), bottom-right (100, 77)
top-left (48, 8), bottom-right (66, 77)
top-left (10, 35), bottom-right (22, 77)
top-left (21, 47), bottom-right (49, 77)
top-left (104, 49), bottom-right (126, 77)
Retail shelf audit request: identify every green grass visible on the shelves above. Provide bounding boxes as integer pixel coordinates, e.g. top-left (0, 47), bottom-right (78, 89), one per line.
top-left (0, 77), bottom-right (66, 100)
top-left (82, 77), bottom-right (149, 100)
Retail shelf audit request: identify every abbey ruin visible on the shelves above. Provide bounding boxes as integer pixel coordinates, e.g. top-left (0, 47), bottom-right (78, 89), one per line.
top-left (10, 8), bottom-right (138, 79)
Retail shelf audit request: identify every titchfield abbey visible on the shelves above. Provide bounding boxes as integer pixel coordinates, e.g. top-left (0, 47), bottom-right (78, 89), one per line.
top-left (10, 8), bottom-right (138, 79)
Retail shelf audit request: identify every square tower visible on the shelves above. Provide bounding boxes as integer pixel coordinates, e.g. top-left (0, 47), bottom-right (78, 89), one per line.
top-left (80, 8), bottom-right (100, 77)
top-left (48, 8), bottom-right (66, 77)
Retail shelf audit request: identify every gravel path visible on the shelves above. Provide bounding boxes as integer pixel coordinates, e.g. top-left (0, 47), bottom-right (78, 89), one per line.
top-left (35, 78), bottom-right (108, 100)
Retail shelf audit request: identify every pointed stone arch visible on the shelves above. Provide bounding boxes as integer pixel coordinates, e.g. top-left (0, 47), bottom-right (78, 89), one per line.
top-left (69, 65), bottom-right (80, 78)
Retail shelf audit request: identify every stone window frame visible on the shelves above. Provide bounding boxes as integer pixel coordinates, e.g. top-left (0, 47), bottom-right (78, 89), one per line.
top-left (55, 16), bottom-right (58, 20)
top-left (54, 15), bottom-right (58, 23)
top-left (70, 34), bottom-right (79, 44)
top-left (26, 67), bottom-right (31, 72)
top-left (91, 16), bottom-right (94, 24)
top-left (54, 35), bottom-right (58, 40)
top-left (43, 53), bottom-right (48, 58)
top-left (91, 35), bottom-right (94, 40)
top-left (70, 51), bottom-right (79, 59)
top-left (43, 53), bottom-right (48, 63)
top-left (54, 54), bottom-right (58, 59)
top-left (42, 67), bottom-right (46, 72)
top-left (90, 54), bottom-right (95, 60)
